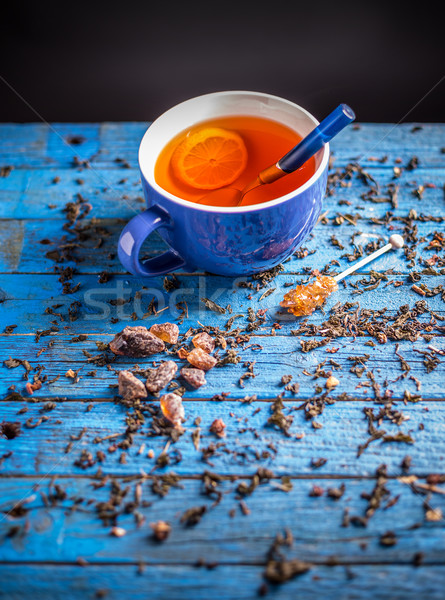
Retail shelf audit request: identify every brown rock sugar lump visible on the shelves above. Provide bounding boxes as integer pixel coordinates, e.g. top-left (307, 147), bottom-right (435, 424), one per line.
top-left (109, 326), bottom-right (165, 357)
top-left (192, 332), bottom-right (215, 353)
top-left (180, 367), bottom-right (206, 388)
top-left (280, 275), bottom-right (338, 317)
top-left (150, 520), bottom-right (171, 542)
top-left (118, 370), bottom-right (147, 400)
top-left (187, 347), bottom-right (217, 371)
top-left (209, 418), bottom-right (226, 438)
top-left (150, 322), bottom-right (179, 344)
top-left (160, 393), bottom-right (185, 427)
top-left (145, 361), bottom-right (178, 394)
top-left (326, 375), bottom-right (339, 389)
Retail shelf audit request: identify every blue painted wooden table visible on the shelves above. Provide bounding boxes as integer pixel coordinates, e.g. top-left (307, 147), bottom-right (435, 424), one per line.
top-left (0, 121), bottom-right (444, 599)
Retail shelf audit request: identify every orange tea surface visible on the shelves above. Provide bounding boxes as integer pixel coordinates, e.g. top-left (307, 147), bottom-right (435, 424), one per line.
top-left (154, 116), bottom-right (317, 207)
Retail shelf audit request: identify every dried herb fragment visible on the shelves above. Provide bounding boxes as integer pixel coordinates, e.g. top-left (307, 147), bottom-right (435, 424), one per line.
top-left (191, 427), bottom-right (201, 450)
top-left (383, 432), bottom-right (415, 445)
top-left (327, 483), bottom-right (346, 500)
top-left (180, 505), bottom-right (207, 526)
top-left (109, 326), bottom-right (165, 357)
top-left (239, 361), bottom-right (256, 387)
top-left (300, 339), bottom-right (328, 352)
top-left (3, 357), bottom-right (32, 377)
top-left (281, 382), bottom-right (299, 397)
top-left (237, 468), bottom-right (275, 496)
top-left (413, 347), bottom-right (441, 373)
top-left (74, 449), bottom-right (96, 469)
top-left (145, 361), bottom-right (178, 394)
top-left (380, 531), bottom-right (397, 546)
top-left (271, 476), bottom-right (293, 493)
top-left (201, 297), bottom-right (226, 314)
top-left (310, 458), bottom-right (327, 469)
top-left (4, 324), bottom-right (17, 334)
top-left (263, 530), bottom-right (312, 584)
top-left (1, 421), bottom-right (22, 440)
top-left (217, 348), bottom-right (241, 367)
top-left (267, 396), bottom-right (293, 436)
top-left (0, 165), bottom-right (13, 177)
top-left (163, 274), bottom-right (180, 292)
top-left (362, 465), bottom-right (390, 521)
top-left (151, 473), bottom-right (183, 497)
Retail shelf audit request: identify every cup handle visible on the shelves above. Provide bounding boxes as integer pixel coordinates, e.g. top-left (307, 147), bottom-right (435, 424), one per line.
top-left (118, 205), bottom-right (186, 276)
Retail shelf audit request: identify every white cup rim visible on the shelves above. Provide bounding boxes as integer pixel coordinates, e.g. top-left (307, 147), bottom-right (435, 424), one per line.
top-left (139, 90), bottom-right (329, 214)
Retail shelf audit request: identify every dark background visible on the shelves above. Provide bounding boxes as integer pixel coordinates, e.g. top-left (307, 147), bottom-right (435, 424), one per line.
top-left (1, 0), bottom-right (444, 123)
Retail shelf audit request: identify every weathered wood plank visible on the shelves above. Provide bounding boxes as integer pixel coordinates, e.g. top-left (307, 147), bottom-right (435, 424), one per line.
top-left (1, 122), bottom-right (445, 169)
top-left (0, 165), bottom-right (443, 220)
top-left (0, 214), bottom-right (441, 275)
top-left (1, 332), bottom-right (443, 400)
top-left (0, 124), bottom-right (48, 168)
top-left (0, 167), bottom-right (144, 220)
top-left (0, 400), bottom-right (441, 476)
top-left (0, 476), bottom-right (443, 565)
top-left (1, 272), bottom-right (443, 334)
top-left (0, 564), bottom-right (444, 600)
top-left (0, 122), bottom-right (444, 590)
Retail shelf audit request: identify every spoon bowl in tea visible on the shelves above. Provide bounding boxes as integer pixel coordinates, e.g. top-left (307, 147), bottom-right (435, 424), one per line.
top-left (200, 103), bottom-right (355, 207)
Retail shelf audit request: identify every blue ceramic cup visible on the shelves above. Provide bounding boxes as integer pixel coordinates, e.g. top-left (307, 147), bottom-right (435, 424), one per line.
top-left (118, 91), bottom-right (329, 277)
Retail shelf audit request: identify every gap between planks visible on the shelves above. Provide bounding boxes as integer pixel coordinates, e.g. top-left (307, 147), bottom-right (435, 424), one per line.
top-left (1, 396), bottom-right (444, 403)
top-left (0, 270), bottom-right (428, 276)
top-left (1, 332), bottom-right (443, 339)
top-left (0, 473), bottom-right (436, 481)
top-left (0, 559), bottom-right (439, 567)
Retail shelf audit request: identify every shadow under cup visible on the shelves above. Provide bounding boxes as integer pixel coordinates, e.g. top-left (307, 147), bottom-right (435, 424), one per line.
top-left (117, 91), bottom-right (329, 277)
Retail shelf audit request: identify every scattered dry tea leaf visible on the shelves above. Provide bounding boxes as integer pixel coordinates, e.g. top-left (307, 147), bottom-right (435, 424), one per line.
top-left (263, 530), bottom-right (312, 584)
top-left (327, 483), bottom-right (346, 500)
top-left (1, 421), bottom-right (22, 440)
top-left (201, 297), bottom-right (227, 314)
top-left (380, 531), bottom-right (397, 546)
top-left (180, 505), bottom-right (207, 526)
top-left (267, 396), bottom-right (293, 436)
